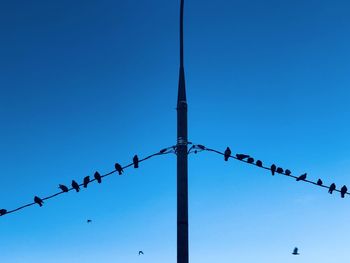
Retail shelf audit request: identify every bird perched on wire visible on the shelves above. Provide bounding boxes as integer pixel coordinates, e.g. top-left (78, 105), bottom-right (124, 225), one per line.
top-left (340, 185), bottom-right (347, 198)
top-left (34, 196), bottom-right (44, 207)
top-left (0, 209), bottom-right (7, 216)
top-left (94, 171), bottom-right (102, 183)
top-left (114, 163), bottom-right (123, 175)
top-left (247, 157), bottom-right (254, 164)
top-left (256, 160), bottom-right (263, 167)
top-left (138, 251), bottom-right (144, 255)
top-left (197, 144), bottom-right (206, 150)
top-left (236, 154), bottom-right (249, 161)
top-left (224, 147), bottom-right (231, 161)
top-left (276, 167), bottom-right (284, 174)
top-left (159, 148), bottom-right (167, 154)
top-left (316, 179), bottom-right (323, 186)
top-left (83, 176), bottom-right (90, 188)
top-left (292, 247), bottom-right (299, 255)
top-left (270, 164), bottom-right (276, 176)
top-left (285, 169), bottom-right (291, 176)
top-left (296, 173), bottom-right (307, 181)
top-left (59, 184), bottom-right (69, 192)
top-left (72, 180), bottom-right (80, 192)
top-left (329, 183), bottom-right (336, 194)
top-left (133, 155), bottom-right (139, 168)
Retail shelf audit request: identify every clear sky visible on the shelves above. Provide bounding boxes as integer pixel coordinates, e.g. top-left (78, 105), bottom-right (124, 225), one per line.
top-left (1, 0), bottom-right (350, 262)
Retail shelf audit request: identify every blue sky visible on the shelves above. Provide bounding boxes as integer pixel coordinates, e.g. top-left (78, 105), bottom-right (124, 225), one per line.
top-left (1, 0), bottom-right (350, 262)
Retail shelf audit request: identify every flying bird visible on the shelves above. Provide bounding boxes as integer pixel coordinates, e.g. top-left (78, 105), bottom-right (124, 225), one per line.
top-left (94, 171), bottom-right (102, 183)
top-left (34, 196), bottom-right (44, 207)
top-left (72, 180), bottom-right (80, 192)
top-left (270, 164), bottom-right (276, 176)
top-left (236, 154), bottom-right (249, 161)
top-left (256, 160), bottom-right (263, 167)
top-left (224, 147), bottom-right (231, 161)
top-left (247, 157), bottom-right (254, 163)
top-left (292, 247), bottom-right (299, 255)
top-left (329, 183), bottom-right (336, 194)
top-left (276, 167), bottom-right (284, 174)
top-left (114, 163), bottom-right (123, 175)
top-left (296, 173), bottom-right (307, 181)
top-left (133, 155), bottom-right (139, 168)
top-left (138, 251), bottom-right (144, 255)
top-left (87, 219), bottom-right (92, 223)
top-left (59, 184), bottom-right (69, 192)
top-left (0, 209), bottom-right (7, 216)
top-left (83, 176), bottom-right (90, 188)
top-left (285, 169), bottom-right (291, 176)
top-left (316, 179), bottom-right (323, 186)
top-left (341, 185), bottom-right (347, 198)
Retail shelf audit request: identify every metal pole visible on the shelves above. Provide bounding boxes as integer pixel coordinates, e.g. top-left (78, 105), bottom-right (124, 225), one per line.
top-left (177, 0), bottom-right (189, 263)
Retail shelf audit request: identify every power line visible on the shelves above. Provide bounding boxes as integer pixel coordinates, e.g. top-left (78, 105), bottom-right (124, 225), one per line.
top-left (190, 144), bottom-right (349, 197)
top-left (0, 146), bottom-right (176, 217)
top-left (2, 142), bottom-right (347, 218)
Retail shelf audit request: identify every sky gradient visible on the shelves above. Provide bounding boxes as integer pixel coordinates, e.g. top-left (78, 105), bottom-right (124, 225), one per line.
top-left (1, 0), bottom-right (350, 262)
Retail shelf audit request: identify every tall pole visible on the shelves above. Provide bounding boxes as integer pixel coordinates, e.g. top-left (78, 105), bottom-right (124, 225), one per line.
top-left (177, 0), bottom-right (189, 263)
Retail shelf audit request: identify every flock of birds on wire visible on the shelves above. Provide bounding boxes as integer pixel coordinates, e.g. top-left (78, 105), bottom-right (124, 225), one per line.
top-left (0, 154), bottom-right (142, 217)
top-left (221, 146), bottom-right (348, 197)
top-left (190, 144), bottom-right (349, 198)
top-left (0, 144), bottom-right (348, 217)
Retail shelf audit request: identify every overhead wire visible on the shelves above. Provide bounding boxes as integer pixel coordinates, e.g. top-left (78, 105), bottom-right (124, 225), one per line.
top-left (190, 144), bottom-right (349, 197)
top-left (2, 142), bottom-right (347, 218)
top-left (0, 145), bottom-right (176, 217)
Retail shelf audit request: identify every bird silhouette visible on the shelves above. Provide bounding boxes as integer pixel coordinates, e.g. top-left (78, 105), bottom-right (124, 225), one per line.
top-left (34, 196), bottom-right (43, 207)
top-left (159, 148), bottom-right (167, 153)
top-left (236, 154), bottom-right (249, 161)
top-left (292, 247), bottom-right (299, 255)
top-left (316, 179), bottom-right (323, 186)
top-left (197, 144), bottom-right (206, 150)
top-left (138, 251), bottom-right (144, 255)
top-left (133, 155), bottom-right (139, 168)
top-left (285, 169), bottom-right (291, 176)
top-left (224, 147), bottom-right (231, 161)
top-left (0, 209), bottom-right (7, 216)
top-left (72, 180), bottom-right (80, 192)
top-left (114, 163), bottom-right (123, 175)
top-left (256, 160), bottom-right (263, 167)
top-left (247, 157), bottom-right (254, 163)
top-left (276, 167), bottom-right (284, 174)
top-left (270, 164), bottom-right (276, 175)
top-left (83, 176), bottom-right (90, 188)
top-left (59, 184), bottom-right (69, 192)
top-left (87, 219), bottom-right (92, 223)
top-left (296, 173), bottom-right (307, 181)
top-left (329, 183), bottom-right (336, 194)
top-left (94, 171), bottom-right (102, 183)
top-left (340, 185), bottom-right (347, 198)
